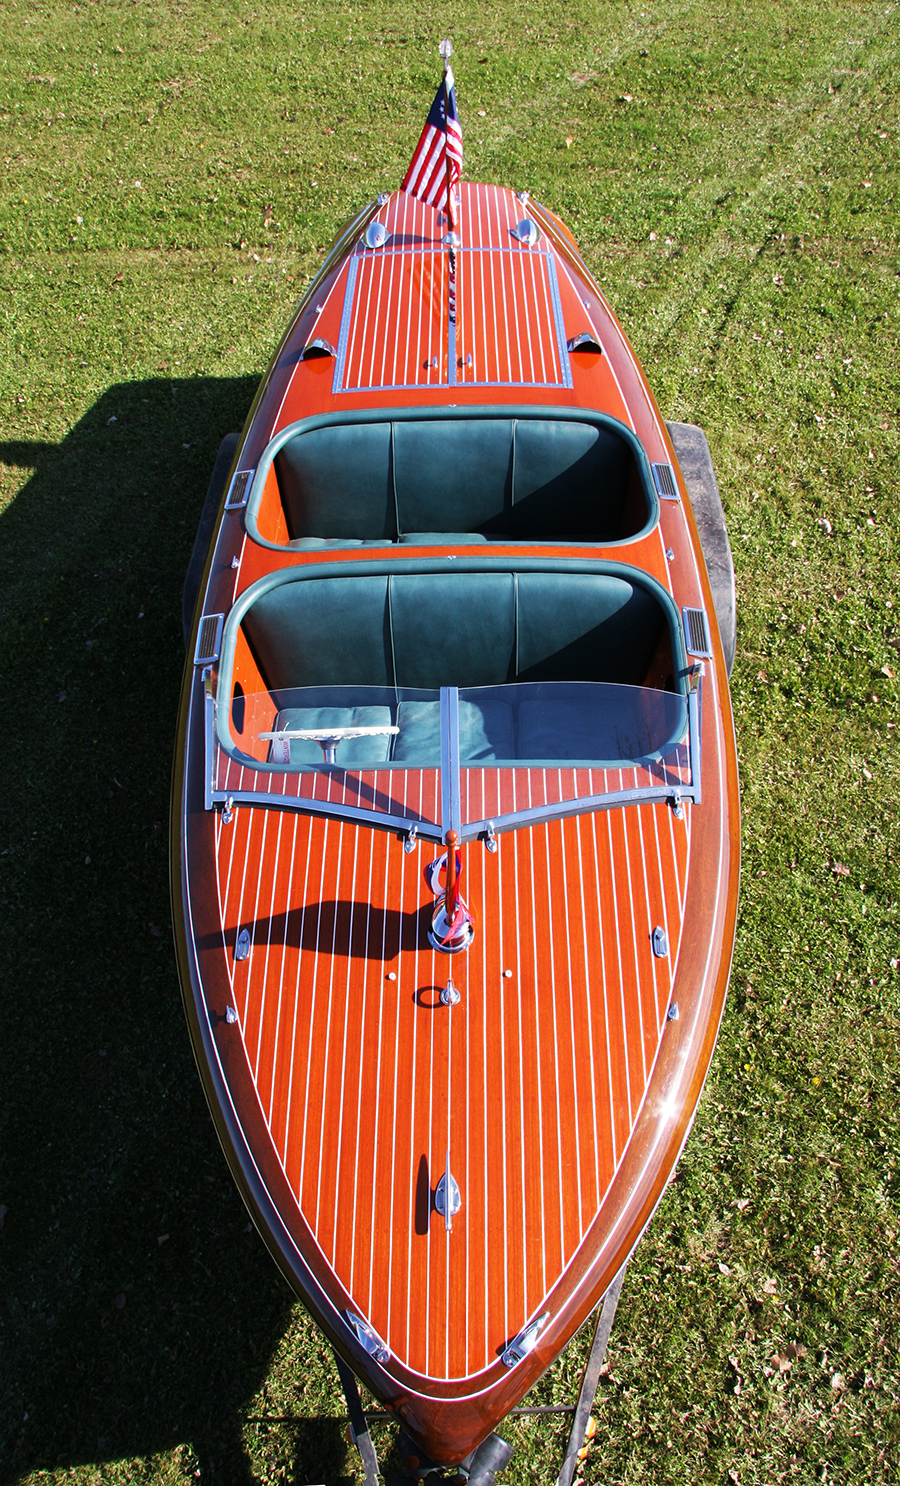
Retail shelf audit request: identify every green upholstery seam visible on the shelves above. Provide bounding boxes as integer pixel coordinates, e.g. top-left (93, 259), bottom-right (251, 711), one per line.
top-left (386, 573), bottom-right (398, 693)
top-left (513, 571), bottom-right (520, 680)
top-left (511, 418), bottom-right (518, 510)
top-left (389, 421), bottom-right (401, 541)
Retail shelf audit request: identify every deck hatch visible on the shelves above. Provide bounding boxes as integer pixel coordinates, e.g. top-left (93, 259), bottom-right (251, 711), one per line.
top-left (683, 607), bottom-right (712, 659)
top-left (334, 246), bottom-right (572, 392)
top-left (652, 462), bottom-right (680, 501)
top-left (194, 612), bottom-right (224, 667)
top-left (225, 470), bottom-right (254, 510)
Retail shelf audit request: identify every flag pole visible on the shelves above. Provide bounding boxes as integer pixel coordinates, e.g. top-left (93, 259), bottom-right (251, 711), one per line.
top-left (439, 38), bottom-right (458, 382)
top-left (439, 39), bottom-right (457, 232)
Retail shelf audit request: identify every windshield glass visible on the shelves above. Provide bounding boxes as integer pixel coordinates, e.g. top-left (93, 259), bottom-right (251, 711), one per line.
top-left (211, 680), bottom-right (692, 838)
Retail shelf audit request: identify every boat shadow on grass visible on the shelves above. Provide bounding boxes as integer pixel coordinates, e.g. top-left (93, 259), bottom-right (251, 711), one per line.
top-left (200, 900), bottom-right (434, 962)
top-left (0, 379), bottom-right (353, 1486)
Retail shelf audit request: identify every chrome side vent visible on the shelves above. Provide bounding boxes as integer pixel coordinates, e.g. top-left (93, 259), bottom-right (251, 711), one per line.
top-left (683, 607), bottom-right (712, 659)
top-left (194, 612), bottom-right (224, 667)
top-left (652, 462), bottom-right (680, 501)
top-left (300, 337), bottom-right (336, 360)
top-left (346, 1309), bottom-right (390, 1364)
top-left (567, 331), bottom-right (602, 354)
top-left (501, 1311), bottom-right (550, 1368)
top-left (224, 469), bottom-right (254, 510)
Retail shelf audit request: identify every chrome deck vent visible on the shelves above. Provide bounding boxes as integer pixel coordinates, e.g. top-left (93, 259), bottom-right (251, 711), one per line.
top-left (224, 469), bottom-right (254, 510)
top-left (567, 331), bottom-right (602, 354)
top-left (683, 607), bottom-right (712, 659)
top-left (300, 337), bottom-right (336, 360)
top-left (194, 612), bottom-right (224, 667)
top-left (652, 462), bottom-right (680, 501)
top-left (511, 217), bottom-right (541, 246)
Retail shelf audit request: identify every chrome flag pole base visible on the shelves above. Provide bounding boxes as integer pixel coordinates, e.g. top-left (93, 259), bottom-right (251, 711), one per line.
top-left (428, 896), bottom-right (475, 954)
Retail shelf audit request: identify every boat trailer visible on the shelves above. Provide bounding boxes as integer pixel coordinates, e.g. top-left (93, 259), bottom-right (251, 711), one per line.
top-left (335, 1267), bottom-right (626, 1486)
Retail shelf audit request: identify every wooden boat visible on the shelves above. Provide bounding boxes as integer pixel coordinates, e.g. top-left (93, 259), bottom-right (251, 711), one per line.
top-left (172, 159), bottom-right (740, 1482)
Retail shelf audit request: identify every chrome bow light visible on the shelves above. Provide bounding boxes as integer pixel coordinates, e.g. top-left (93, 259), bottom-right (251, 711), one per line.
top-left (511, 217), bottom-right (541, 246)
top-left (364, 220), bottom-right (388, 249)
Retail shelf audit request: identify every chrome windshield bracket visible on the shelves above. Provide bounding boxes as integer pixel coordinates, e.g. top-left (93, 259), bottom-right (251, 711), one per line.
top-left (403, 823), bottom-right (419, 853)
top-left (483, 822), bottom-right (499, 854)
top-left (687, 668), bottom-right (703, 807)
top-left (669, 793), bottom-right (684, 820)
top-left (202, 666), bottom-right (216, 813)
top-left (439, 686), bottom-right (461, 841)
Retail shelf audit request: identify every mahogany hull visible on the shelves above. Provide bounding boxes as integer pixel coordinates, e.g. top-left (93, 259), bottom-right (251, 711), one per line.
top-left (171, 181), bottom-right (740, 1465)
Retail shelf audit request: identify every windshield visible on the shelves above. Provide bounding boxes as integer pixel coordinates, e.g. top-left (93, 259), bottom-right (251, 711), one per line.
top-left (208, 679), bottom-right (697, 840)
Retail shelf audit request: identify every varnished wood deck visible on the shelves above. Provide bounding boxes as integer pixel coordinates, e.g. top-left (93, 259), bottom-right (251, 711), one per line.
top-left (214, 788), bottom-right (690, 1380)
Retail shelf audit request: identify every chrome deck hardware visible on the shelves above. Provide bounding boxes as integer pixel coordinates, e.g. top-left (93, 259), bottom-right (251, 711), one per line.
top-left (346, 1310), bottom-right (390, 1364)
top-left (435, 1170), bottom-right (461, 1223)
top-left (440, 979), bottom-right (461, 1006)
top-left (502, 1312), bottom-right (550, 1368)
top-left (364, 220), bottom-right (388, 249)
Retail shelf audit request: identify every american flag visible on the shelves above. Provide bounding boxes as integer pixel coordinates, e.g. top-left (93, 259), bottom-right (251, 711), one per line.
top-left (400, 67), bottom-right (463, 225)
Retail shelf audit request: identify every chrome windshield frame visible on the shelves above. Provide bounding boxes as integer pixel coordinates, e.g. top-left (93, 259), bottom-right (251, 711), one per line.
top-left (204, 676), bottom-right (703, 837)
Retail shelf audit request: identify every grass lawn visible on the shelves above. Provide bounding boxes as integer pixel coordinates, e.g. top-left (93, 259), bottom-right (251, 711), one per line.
top-left (1, 1), bottom-right (898, 1483)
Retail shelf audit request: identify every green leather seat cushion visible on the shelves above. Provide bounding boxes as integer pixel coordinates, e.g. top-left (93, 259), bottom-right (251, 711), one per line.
top-left (286, 537), bottom-right (393, 550)
top-left (399, 532), bottom-right (489, 545)
top-left (392, 699), bottom-right (516, 765)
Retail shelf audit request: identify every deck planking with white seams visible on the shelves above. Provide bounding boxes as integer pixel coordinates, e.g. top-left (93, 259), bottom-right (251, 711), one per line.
top-left (215, 795), bottom-right (689, 1381)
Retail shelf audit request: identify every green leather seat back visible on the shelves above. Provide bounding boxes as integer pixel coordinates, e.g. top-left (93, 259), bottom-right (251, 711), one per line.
top-left (276, 422), bottom-right (396, 540)
top-left (392, 420), bottom-right (514, 534)
top-left (243, 576), bottom-right (393, 691)
top-left (516, 573), bottom-right (662, 685)
top-left (241, 569), bottom-right (663, 698)
top-left (269, 414), bottom-right (648, 543)
top-left (511, 420), bottom-right (630, 540)
top-left (392, 698), bottom-right (516, 765)
top-left (390, 572), bottom-right (516, 689)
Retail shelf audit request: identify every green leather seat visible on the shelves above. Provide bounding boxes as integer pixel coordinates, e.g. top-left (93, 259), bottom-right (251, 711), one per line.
top-left (399, 532), bottom-right (489, 545)
top-left (392, 699), bottom-right (516, 766)
top-left (267, 413), bottom-right (652, 546)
